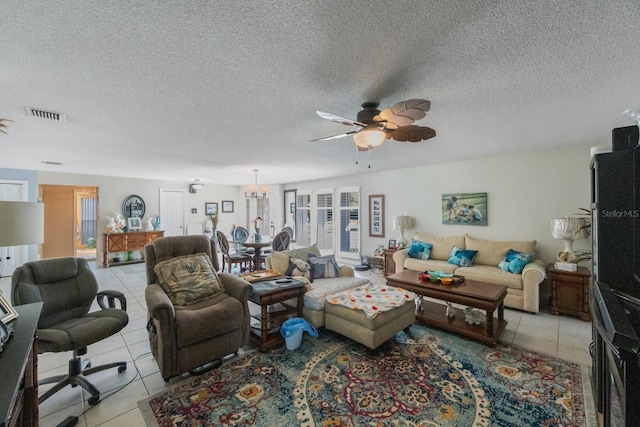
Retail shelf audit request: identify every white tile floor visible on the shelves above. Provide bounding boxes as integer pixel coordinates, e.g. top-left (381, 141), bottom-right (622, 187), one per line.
top-left (0, 263), bottom-right (594, 427)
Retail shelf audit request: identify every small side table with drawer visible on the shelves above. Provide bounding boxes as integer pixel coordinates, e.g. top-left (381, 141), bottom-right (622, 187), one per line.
top-left (383, 248), bottom-right (397, 277)
top-left (548, 264), bottom-right (591, 321)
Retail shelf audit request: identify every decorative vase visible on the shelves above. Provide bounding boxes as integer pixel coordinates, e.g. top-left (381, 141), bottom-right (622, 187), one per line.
top-left (255, 228), bottom-right (261, 242)
top-left (153, 215), bottom-right (161, 230)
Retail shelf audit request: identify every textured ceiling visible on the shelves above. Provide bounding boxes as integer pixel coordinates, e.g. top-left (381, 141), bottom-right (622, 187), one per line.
top-left (2, 0), bottom-right (640, 186)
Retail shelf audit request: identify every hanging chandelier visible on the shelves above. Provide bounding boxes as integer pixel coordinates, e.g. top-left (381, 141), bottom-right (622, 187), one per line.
top-left (244, 169), bottom-right (269, 199)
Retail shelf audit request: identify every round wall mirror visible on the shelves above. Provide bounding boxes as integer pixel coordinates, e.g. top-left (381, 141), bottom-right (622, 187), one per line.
top-left (122, 195), bottom-right (146, 218)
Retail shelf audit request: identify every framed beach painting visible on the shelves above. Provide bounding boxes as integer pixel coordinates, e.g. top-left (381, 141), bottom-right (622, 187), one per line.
top-left (368, 194), bottom-right (385, 237)
top-left (442, 193), bottom-right (487, 226)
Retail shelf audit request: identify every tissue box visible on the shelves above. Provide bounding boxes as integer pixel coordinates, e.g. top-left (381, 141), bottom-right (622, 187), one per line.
top-left (555, 262), bottom-right (578, 272)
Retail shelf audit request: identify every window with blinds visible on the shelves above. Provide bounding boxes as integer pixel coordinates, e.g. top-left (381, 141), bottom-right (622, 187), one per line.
top-left (316, 191), bottom-right (333, 250)
top-left (295, 192), bottom-right (312, 246)
top-left (338, 187), bottom-right (360, 258)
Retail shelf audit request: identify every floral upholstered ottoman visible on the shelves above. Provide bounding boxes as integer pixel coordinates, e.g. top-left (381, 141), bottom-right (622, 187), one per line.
top-left (324, 282), bottom-right (416, 349)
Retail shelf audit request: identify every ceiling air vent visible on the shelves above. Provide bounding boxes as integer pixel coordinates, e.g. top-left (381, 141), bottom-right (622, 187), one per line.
top-left (25, 107), bottom-right (66, 122)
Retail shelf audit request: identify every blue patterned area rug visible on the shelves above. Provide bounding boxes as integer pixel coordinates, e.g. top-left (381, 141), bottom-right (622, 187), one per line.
top-left (139, 324), bottom-right (595, 426)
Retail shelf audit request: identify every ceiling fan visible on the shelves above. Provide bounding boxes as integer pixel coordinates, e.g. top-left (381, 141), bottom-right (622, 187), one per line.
top-left (311, 99), bottom-right (436, 152)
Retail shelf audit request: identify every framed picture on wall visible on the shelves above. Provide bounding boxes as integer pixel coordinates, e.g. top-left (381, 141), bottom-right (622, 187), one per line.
top-left (205, 202), bottom-right (218, 215)
top-left (222, 200), bottom-right (234, 213)
top-left (368, 194), bottom-right (385, 237)
top-left (442, 192), bottom-right (487, 226)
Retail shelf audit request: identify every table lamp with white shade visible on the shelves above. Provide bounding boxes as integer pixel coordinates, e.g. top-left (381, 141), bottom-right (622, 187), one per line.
top-left (0, 201), bottom-right (45, 276)
top-left (550, 217), bottom-right (589, 262)
top-left (393, 215), bottom-right (414, 249)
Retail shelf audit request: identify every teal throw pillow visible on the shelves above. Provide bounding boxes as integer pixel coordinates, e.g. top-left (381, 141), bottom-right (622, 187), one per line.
top-left (308, 254), bottom-right (341, 279)
top-left (447, 246), bottom-right (478, 267)
top-left (408, 239), bottom-right (433, 260)
top-left (498, 249), bottom-right (534, 274)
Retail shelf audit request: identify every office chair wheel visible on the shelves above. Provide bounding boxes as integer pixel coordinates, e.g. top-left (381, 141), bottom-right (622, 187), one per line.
top-left (88, 395), bottom-right (100, 406)
top-left (118, 365), bottom-right (127, 373)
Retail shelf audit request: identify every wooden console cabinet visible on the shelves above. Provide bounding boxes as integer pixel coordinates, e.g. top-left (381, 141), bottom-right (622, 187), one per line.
top-left (103, 231), bottom-right (164, 267)
top-left (1, 302), bottom-right (42, 427)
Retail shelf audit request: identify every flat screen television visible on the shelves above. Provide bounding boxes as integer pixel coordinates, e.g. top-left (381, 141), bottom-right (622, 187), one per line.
top-left (592, 126), bottom-right (640, 296)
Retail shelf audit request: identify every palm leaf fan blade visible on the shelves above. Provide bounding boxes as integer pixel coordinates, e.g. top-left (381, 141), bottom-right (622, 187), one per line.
top-left (392, 125), bottom-right (436, 142)
top-left (378, 99), bottom-right (430, 128)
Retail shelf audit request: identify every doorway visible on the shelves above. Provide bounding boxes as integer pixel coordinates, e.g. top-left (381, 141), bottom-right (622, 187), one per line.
top-left (40, 185), bottom-right (98, 260)
top-left (75, 190), bottom-right (98, 260)
top-left (159, 188), bottom-right (186, 236)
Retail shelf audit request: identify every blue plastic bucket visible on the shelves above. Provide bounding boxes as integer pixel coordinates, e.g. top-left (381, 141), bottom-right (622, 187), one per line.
top-left (280, 317), bottom-right (318, 350)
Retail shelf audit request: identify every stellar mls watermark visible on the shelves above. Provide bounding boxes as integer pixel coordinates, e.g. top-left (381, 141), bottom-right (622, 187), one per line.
top-left (601, 209), bottom-right (639, 218)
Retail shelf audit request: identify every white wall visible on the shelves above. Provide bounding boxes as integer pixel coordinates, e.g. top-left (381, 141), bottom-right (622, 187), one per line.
top-left (284, 144), bottom-right (594, 267)
top-left (34, 172), bottom-right (248, 262)
top-left (4, 143), bottom-right (594, 268)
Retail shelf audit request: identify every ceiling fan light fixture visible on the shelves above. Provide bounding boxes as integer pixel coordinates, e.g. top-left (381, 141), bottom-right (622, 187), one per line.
top-left (353, 128), bottom-right (385, 149)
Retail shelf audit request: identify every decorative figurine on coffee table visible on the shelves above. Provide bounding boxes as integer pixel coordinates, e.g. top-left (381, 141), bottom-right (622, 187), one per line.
top-left (414, 295), bottom-right (423, 311)
top-left (445, 301), bottom-right (456, 317)
top-left (464, 307), bottom-right (483, 325)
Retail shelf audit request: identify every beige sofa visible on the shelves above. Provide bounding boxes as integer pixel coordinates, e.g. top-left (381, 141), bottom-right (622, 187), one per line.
top-left (265, 245), bottom-right (369, 327)
top-left (393, 233), bottom-right (546, 313)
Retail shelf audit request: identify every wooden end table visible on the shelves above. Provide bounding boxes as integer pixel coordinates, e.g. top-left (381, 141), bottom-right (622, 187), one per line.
top-left (548, 264), bottom-right (591, 321)
top-left (383, 248), bottom-right (397, 276)
top-left (386, 270), bottom-right (508, 345)
top-left (248, 278), bottom-right (306, 352)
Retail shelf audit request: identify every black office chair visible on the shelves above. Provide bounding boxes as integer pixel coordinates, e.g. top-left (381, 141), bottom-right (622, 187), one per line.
top-left (11, 257), bottom-right (129, 405)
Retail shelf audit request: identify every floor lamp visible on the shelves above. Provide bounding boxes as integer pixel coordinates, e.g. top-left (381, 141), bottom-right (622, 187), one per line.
top-left (0, 201), bottom-right (45, 277)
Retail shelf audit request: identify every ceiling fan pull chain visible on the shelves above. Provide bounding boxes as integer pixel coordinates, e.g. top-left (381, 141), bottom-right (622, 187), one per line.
top-left (355, 145), bottom-right (359, 165)
top-left (368, 147), bottom-right (371, 168)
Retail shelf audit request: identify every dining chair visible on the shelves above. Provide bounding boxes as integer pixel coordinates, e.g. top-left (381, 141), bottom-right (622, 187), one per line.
top-left (232, 226), bottom-right (255, 255)
top-left (281, 227), bottom-right (294, 248)
top-left (253, 230), bottom-right (292, 270)
top-left (216, 230), bottom-right (253, 273)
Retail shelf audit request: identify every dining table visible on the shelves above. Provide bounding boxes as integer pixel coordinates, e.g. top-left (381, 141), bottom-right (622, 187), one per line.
top-left (233, 237), bottom-right (272, 271)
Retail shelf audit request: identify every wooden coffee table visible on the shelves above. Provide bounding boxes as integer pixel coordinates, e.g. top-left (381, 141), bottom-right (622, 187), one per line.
top-left (386, 270), bottom-right (508, 345)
